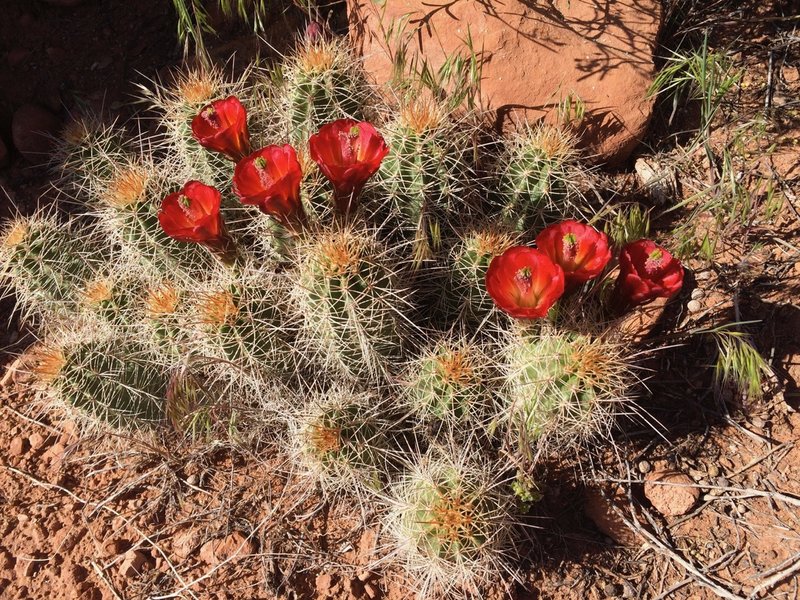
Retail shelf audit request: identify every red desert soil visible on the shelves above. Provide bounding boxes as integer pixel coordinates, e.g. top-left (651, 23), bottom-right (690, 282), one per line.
top-left (1, 0), bottom-right (800, 599)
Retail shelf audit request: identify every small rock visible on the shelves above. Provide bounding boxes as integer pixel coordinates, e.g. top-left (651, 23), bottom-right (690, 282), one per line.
top-left (707, 463), bottom-right (720, 478)
top-left (199, 531), bottom-right (255, 566)
top-left (687, 299), bottom-right (703, 313)
top-left (695, 271), bottom-right (712, 281)
top-left (583, 485), bottom-right (639, 546)
top-left (186, 474), bottom-right (199, 486)
top-left (119, 549), bottom-right (152, 578)
top-left (0, 547), bottom-right (14, 572)
top-left (12, 104), bottom-right (62, 164)
top-left (690, 288), bottom-right (705, 300)
top-left (637, 460), bottom-right (651, 474)
top-left (364, 582), bottom-right (378, 599)
top-left (28, 432), bottom-right (45, 450)
top-left (644, 470), bottom-right (700, 517)
top-left (604, 582), bottom-right (623, 597)
top-left (9, 437), bottom-right (28, 457)
top-left (751, 416), bottom-right (766, 429)
top-left (172, 528), bottom-right (202, 560)
top-left (103, 539), bottom-right (130, 556)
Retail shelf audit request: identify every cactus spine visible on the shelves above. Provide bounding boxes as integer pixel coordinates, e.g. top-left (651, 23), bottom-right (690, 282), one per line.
top-left (404, 339), bottom-right (492, 424)
top-left (496, 124), bottom-right (579, 231)
top-left (388, 446), bottom-right (516, 598)
top-left (0, 215), bottom-right (97, 321)
top-left (503, 329), bottom-right (634, 456)
top-left (31, 341), bottom-right (167, 427)
top-left (294, 228), bottom-right (407, 380)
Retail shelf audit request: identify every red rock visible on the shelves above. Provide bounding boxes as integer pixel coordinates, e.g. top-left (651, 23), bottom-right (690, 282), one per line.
top-left (199, 531), bottom-right (255, 566)
top-left (11, 104), bottom-right (62, 164)
top-left (348, 0), bottom-right (662, 166)
top-left (27, 432), bottom-right (45, 450)
top-left (644, 470), bottom-right (700, 517)
top-left (119, 549), bottom-right (152, 578)
top-left (9, 437), bottom-right (27, 457)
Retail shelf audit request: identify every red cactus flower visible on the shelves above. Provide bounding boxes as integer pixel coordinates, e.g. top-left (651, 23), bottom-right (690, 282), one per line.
top-left (485, 246), bottom-right (565, 319)
top-left (233, 144), bottom-right (306, 231)
top-left (612, 239), bottom-right (684, 311)
top-left (191, 96), bottom-right (250, 161)
top-left (308, 119), bottom-right (389, 214)
top-left (159, 181), bottom-right (237, 263)
top-left (535, 220), bottom-right (611, 288)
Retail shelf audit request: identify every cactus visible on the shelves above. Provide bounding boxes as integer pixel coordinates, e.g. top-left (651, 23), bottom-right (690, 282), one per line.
top-left (283, 37), bottom-right (366, 145)
top-left (293, 227), bottom-right (409, 380)
top-left (192, 273), bottom-right (295, 376)
top-left (387, 446), bottom-right (516, 598)
top-left (374, 95), bottom-right (476, 264)
top-left (90, 158), bottom-right (220, 278)
top-left (141, 279), bottom-right (186, 358)
top-left (496, 123), bottom-right (581, 231)
top-left (143, 66), bottom-right (242, 187)
top-left (291, 387), bottom-right (391, 493)
top-left (449, 227), bottom-right (521, 321)
top-left (404, 338), bottom-right (493, 425)
top-left (502, 329), bottom-right (634, 457)
top-left (30, 340), bottom-right (167, 427)
top-left (0, 214), bottom-right (99, 322)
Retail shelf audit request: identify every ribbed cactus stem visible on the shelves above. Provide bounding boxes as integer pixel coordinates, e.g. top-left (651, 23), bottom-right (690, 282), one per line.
top-left (31, 341), bottom-right (167, 427)
top-left (286, 38), bottom-right (364, 144)
top-left (503, 330), bottom-right (633, 453)
top-left (406, 340), bottom-right (491, 423)
top-left (450, 228), bottom-right (520, 319)
top-left (295, 228), bottom-right (405, 380)
top-left (0, 215), bottom-right (97, 320)
top-left (497, 124), bottom-right (578, 230)
top-left (293, 389), bottom-right (390, 493)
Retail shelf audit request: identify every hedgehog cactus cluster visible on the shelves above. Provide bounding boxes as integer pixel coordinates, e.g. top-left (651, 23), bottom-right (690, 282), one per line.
top-left (0, 31), bottom-right (685, 598)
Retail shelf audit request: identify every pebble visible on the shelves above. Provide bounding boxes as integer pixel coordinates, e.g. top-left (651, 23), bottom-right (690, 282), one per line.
top-left (9, 437), bottom-right (28, 457)
top-left (751, 416), bottom-right (766, 429)
top-left (690, 288), bottom-right (705, 300)
top-left (687, 299), bottom-right (703, 313)
top-left (28, 432), bottom-right (45, 450)
top-left (119, 549), bottom-right (151, 578)
top-left (695, 270), bottom-right (712, 281)
top-left (707, 463), bottom-right (720, 478)
top-left (644, 470), bottom-right (700, 517)
top-left (637, 460), bottom-right (651, 474)
top-left (604, 582), bottom-right (623, 597)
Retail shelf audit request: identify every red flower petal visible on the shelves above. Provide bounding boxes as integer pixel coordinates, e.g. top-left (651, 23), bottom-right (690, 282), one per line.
top-left (485, 246), bottom-right (565, 319)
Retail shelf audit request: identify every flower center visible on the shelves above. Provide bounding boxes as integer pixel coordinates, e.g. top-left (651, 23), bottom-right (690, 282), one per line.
top-left (515, 267), bottom-right (533, 293)
top-left (645, 249), bottom-right (664, 274)
top-left (178, 195), bottom-right (194, 218)
top-left (562, 233), bottom-right (578, 262)
top-left (201, 107), bottom-right (220, 129)
top-left (253, 156), bottom-right (275, 188)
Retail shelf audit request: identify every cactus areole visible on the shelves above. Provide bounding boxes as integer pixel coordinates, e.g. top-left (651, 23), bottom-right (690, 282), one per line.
top-left (612, 239), bottom-right (684, 310)
top-left (191, 96), bottom-right (251, 161)
top-left (485, 246), bottom-right (565, 319)
top-left (535, 220), bottom-right (612, 287)
top-left (233, 144), bottom-right (307, 231)
top-left (309, 119), bottom-right (389, 215)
